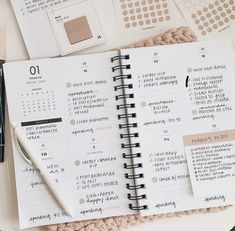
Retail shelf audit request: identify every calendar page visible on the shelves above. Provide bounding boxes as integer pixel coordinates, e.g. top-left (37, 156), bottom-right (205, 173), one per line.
top-left (4, 51), bottom-right (135, 229)
top-left (119, 39), bottom-right (235, 216)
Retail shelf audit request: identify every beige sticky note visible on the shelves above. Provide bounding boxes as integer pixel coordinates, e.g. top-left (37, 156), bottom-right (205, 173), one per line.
top-left (183, 129), bottom-right (235, 147)
top-left (64, 16), bottom-right (93, 44)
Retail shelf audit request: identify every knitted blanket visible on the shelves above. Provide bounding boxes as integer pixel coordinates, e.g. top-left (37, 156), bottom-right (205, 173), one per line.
top-left (46, 26), bottom-right (230, 231)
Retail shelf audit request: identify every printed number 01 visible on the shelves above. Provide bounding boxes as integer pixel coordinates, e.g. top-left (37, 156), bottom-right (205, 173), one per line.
top-left (30, 66), bottom-right (40, 75)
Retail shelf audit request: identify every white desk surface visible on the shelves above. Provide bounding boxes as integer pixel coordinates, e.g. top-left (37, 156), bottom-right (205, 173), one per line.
top-left (0, 0), bottom-right (235, 230)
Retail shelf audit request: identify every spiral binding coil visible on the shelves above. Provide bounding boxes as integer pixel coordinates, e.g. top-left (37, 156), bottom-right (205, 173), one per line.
top-left (111, 54), bottom-right (147, 211)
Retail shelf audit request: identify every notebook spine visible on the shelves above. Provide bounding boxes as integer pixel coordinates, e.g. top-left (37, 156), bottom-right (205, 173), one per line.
top-left (111, 54), bottom-right (147, 211)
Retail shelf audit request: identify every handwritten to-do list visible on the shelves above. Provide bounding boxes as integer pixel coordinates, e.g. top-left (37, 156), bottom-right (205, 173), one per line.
top-left (4, 39), bottom-right (235, 228)
top-left (184, 130), bottom-right (235, 196)
top-left (119, 39), bottom-right (235, 216)
top-left (4, 52), bottom-right (133, 229)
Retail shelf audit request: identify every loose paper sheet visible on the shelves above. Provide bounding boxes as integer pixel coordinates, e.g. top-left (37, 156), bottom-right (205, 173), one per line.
top-left (10, 0), bottom-right (63, 58)
top-left (10, 0), bottom-right (104, 58)
top-left (174, 0), bottom-right (235, 42)
top-left (47, 0), bottom-right (105, 56)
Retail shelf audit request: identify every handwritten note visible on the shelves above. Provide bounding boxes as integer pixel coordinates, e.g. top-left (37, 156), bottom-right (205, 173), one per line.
top-left (4, 38), bottom-right (235, 227)
top-left (184, 130), bottom-right (235, 196)
top-left (10, 0), bottom-right (71, 58)
top-left (4, 51), bottom-right (134, 229)
top-left (119, 39), bottom-right (235, 216)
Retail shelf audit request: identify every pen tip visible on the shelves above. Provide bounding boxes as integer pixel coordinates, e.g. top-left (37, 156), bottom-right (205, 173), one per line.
top-left (65, 207), bottom-right (74, 218)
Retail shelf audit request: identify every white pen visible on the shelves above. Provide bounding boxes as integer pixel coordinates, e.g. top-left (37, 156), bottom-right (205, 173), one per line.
top-left (11, 121), bottom-right (74, 217)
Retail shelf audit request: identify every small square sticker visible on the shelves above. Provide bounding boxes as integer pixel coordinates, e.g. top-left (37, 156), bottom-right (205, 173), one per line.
top-left (64, 16), bottom-right (93, 44)
top-left (47, 0), bottom-right (105, 55)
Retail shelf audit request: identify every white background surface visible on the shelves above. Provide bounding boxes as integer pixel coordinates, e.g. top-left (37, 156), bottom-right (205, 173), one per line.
top-left (0, 0), bottom-right (235, 230)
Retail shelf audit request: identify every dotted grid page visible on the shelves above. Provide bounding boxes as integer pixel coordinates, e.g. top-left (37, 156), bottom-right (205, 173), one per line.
top-left (174, 0), bottom-right (235, 40)
top-left (113, 0), bottom-right (176, 36)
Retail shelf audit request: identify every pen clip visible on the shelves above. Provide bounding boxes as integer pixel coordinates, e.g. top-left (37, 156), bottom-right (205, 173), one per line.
top-left (17, 138), bottom-right (32, 165)
top-left (12, 124), bottom-right (32, 165)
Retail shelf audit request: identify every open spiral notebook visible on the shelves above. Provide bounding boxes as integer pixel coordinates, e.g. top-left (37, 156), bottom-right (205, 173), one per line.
top-left (3, 39), bottom-right (235, 229)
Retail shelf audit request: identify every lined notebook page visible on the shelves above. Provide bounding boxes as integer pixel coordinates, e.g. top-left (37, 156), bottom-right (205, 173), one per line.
top-left (4, 51), bottom-right (134, 229)
top-left (120, 40), bottom-right (235, 216)
top-left (10, 0), bottom-right (61, 58)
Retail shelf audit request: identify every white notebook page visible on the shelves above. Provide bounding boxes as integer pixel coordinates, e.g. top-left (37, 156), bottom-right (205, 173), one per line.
top-left (4, 51), bottom-right (135, 229)
top-left (120, 40), bottom-right (235, 216)
top-left (10, 0), bottom-right (63, 58)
